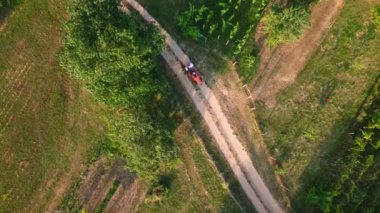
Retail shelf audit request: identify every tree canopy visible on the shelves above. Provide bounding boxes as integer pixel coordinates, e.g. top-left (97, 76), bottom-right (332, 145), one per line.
top-left (60, 0), bottom-right (178, 181)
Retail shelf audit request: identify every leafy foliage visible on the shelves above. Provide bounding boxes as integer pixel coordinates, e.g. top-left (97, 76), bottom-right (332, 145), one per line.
top-left (176, 3), bottom-right (201, 40)
top-left (238, 54), bottom-right (258, 81)
top-left (177, 0), bottom-right (267, 56)
top-left (60, 0), bottom-right (178, 182)
top-left (372, 4), bottom-right (380, 28)
top-left (264, 6), bottom-right (310, 47)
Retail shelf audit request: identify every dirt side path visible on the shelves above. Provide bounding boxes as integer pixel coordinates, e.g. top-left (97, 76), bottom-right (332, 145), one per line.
top-left (250, 0), bottom-right (345, 108)
top-left (125, 1), bottom-right (283, 212)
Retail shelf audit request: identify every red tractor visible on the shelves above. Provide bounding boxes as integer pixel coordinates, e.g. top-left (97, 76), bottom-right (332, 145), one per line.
top-left (184, 63), bottom-right (203, 85)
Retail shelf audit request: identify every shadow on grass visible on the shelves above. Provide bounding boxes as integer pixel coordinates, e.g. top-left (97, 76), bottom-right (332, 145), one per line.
top-left (0, 7), bottom-right (11, 23)
top-left (291, 76), bottom-right (380, 212)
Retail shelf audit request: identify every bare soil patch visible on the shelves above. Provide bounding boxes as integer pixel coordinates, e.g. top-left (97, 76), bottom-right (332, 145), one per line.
top-left (104, 175), bottom-right (147, 213)
top-left (250, 0), bottom-right (345, 108)
top-left (59, 158), bottom-right (147, 212)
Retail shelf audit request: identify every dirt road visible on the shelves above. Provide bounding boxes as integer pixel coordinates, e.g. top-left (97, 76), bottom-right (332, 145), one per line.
top-left (124, 1), bottom-right (283, 212)
top-left (251, 0), bottom-right (345, 108)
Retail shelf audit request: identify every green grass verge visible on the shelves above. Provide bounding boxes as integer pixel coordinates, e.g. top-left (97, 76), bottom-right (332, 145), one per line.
top-left (255, 0), bottom-right (380, 209)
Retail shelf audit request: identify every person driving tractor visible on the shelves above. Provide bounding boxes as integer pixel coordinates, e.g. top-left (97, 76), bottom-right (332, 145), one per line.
top-left (185, 63), bottom-right (197, 76)
top-left (184, 63), bottom-right (203, 85)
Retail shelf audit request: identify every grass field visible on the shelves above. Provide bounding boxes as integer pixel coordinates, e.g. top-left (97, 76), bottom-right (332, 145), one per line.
top-left (0, 0), bottom-right (107, 211)
top-left (255, 0), bottom-right (380, 207)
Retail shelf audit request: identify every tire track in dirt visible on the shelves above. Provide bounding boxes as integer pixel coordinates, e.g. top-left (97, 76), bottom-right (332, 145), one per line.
top-left (124, 1), bottom-right (283, 211)
top-left (44, 146), bottom-right (84, 212)
top-left (0, 63), bottom-right (32, 130)
top-left (250, 0), bottom-right (345, 108)
top-left (161, 49), bottom-right (268, 213)
top-left (0, 63), bottom-right (30, 101)
top-left (104, 178), bottom-right (147, 213)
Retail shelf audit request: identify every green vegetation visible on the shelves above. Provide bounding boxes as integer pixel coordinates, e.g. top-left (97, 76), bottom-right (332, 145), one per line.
top-left (0, 0), bottom-right (107, 211)
top-left (176, 3), bottom-right (202, 40)
top-left (60, 0), bottom-right (180, 182)
top-left (264, 6), bottom-right (310, 47)
top-left (237, 47), bottom-right (259, 82)
top-left (255, 0), bottom-right (380, 211)
top-left (177, 0), bottom-right (267, 56)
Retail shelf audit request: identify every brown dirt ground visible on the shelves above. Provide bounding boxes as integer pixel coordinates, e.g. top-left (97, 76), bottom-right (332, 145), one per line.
top-left (250, 0), bottom-right (345, 108)
top-left (104, 178), bottom-right (147, 213)
top-left (81, 159), bottom-right (122, 211)
top-left (65, 158), bottom-right (147, 213)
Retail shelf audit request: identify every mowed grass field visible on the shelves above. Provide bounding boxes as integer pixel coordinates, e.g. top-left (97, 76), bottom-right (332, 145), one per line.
top-left (0, 0), bottom-right (106, 211)
top-left (255, 0), bottom-right (380, 202)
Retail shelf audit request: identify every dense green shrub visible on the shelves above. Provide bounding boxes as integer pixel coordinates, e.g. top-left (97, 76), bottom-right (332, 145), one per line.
top-left (176, 3), bottom-right (201, 40)
top-left (60, 0), bottom-right (178, 182)
top-left (264, 6), bottom-right (310, 47)
top-left (237, 54), bottom-right (258, 81)
top-left (177, 0), bottom-right (267, 56)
